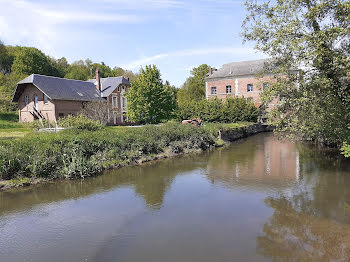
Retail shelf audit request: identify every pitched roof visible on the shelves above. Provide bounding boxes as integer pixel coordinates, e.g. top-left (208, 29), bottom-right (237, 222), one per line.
top-left (12, 74), bottom-right (105, 102)
top-left (87, 76), bottom-right (130, 97)
top-left (206, 59), bottom-right (272, 80)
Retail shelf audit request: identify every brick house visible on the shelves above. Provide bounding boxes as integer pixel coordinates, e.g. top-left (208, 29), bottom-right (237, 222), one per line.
top-left (12, 69), bottom-right (131, 125)
top-left (205, 59), bottom-right (276, 107)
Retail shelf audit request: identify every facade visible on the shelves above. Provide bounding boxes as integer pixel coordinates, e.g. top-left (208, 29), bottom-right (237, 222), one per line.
top-left (12, 70), bottom-right (131, 125)
top-left (205, 59), bottom-right (275, 107)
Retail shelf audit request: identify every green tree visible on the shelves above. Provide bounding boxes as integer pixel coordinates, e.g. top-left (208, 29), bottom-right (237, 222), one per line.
top-left (126, 65), bottom-right (176, 124)
top-left (50, 57), bottom-right (70, 78)
top-left (178, 64), bottom-right (211, 103)
top-left (11, 47), bottom-right (59, 76)
top-left (242, 0), bottom-right (350, 145)
top-left (0, 40), bottom-right (12, 74)
top-left (90, 62), bottom-right (113, 78)
top-left (65, 60), bottom-right (90, 80)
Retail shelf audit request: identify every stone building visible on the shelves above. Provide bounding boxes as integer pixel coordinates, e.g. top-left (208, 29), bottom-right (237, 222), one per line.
top-left (12, 69), bottom-right (131, 125)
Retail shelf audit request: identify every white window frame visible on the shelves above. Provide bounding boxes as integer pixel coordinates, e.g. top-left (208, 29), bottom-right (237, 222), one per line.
top-left (247, 84), bottom-right (253, 92)
top-left (112, 95), bottom-right (117, 108)
top-left (121, 96), bottom-right (127, 110)
top-left (211, 87), bottom-right (217, 95)
top-left (226, 85), bottom-right (232, 94)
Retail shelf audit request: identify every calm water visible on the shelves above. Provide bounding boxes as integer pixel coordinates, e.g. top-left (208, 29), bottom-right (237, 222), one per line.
top-left (1, 133), bottom-right (350, 262)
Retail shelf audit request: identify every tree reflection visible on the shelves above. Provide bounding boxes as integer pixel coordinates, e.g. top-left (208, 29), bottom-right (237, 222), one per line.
top-left (257, 150), bottom-right (350, 261)
top-left (258, 195), bottom-right (350, 261)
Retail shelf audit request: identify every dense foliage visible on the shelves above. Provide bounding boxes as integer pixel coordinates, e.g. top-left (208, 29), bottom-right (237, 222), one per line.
top-left (177, 64), bottom-right (211, 103)
top-left (177, 97), bottom-right (258, 123)
top-left (0, 123), bottom-right (218, 180)
top-left (126, 65), bottom-right (177, 124)
top-left (57, 115), bottom-right (103, 131)
top-left (242, 0), bottom-right (350, 146)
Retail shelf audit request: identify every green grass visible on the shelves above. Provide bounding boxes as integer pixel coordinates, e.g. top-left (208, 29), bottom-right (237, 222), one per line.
top-left (0, 112), bottom-right (26, 129)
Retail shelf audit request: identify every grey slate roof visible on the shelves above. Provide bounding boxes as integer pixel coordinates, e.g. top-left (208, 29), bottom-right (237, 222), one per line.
top-left (87, 77), bottom-right (130, 98)
top-left (12, 74), bottom-right (106, 102)
top-left (206, 59), bottom-right (273, 80)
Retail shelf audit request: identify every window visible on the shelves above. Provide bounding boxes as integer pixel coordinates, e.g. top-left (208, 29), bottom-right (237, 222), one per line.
top-left (43, 94), bottom-right (48, 104)
top-left (25, 95), bottom-right (29, 105)
top-left (122, 96), bottom-right (127, 109)
top-left (117, 86), bottom-right (120, 92)
top-left (247, 84), bottom-right (253, 92)
top-left (226, 85), bottom-right (232, 94)
top-left (211, 87), bottom-right (217, 95)
top-left (112, 96), bottom-right (117, 107)
top-left (263, 83), bottom-right (269, 91)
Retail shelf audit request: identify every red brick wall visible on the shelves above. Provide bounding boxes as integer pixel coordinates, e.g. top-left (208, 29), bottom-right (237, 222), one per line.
top-left (107, 84), bottom-right (132, 125)
top-left (18, 84), bottom-right (56, 122)
top-left (206, 75), bottom-right (275, 107)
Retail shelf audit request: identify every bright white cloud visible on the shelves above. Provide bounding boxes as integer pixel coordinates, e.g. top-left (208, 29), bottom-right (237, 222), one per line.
top-left (122, 47), bottom-right (257, 70)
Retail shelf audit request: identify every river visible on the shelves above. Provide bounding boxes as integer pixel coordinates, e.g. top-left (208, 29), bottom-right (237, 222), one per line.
top-left (0, 133), bottom-right (350, 261)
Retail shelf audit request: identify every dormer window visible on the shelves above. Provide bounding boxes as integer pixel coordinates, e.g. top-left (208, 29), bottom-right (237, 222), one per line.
top-left (77, 92), bottom-right (83, 96)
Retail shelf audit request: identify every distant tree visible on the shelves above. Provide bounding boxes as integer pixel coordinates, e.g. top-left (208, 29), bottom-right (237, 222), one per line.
top-left (112, 67), bottom-right (138, 81)
top-left (50, 57), bottom-right (70, 78)
top-left (242, 0), bottom-right (350, 145)
top-left (0, 73), bottom-right (25, 111)
top-left (126, 65), bottom-right (176, 123)
top-left (0, 40), bottom-right (11, 74)
top-left (90, 63), bottom-right (113, 78)
top-left (11, 47), bottom-right (59, 76)
top-left (65, 60), bottom-right (90, 80)
top-left (177, 64), bottom-right (211, 119)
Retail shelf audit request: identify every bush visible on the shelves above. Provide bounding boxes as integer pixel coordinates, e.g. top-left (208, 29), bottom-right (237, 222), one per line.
top-left (177, 97), bottom-right (258, 123)
top-left (58, 114), bottom-right (103, 131)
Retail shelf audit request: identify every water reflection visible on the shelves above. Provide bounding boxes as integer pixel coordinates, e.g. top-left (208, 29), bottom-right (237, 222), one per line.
top-left (206, 135), bottom-right (300, 191)
top-left (257, 145), bottom-right (350, 261)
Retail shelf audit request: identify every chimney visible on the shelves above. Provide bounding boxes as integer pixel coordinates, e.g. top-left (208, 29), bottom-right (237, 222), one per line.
top-left (95, 68), bottom-right (101, 92)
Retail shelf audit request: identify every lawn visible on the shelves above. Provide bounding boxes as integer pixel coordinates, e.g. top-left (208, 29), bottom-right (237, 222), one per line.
top-left (0, 112), bottom-right (31, 139)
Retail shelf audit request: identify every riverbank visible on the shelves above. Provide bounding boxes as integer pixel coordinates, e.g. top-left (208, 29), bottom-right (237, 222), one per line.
top-left (0, 122), bottom-right (271, 190)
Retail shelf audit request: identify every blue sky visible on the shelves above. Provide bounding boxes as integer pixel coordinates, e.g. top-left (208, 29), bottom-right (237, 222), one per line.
top-left (0, 0), bottom-right (266, 86)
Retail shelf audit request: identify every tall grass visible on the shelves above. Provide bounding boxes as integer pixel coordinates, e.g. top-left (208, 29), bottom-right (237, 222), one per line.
top-left (0, 122), bottom-right (221, 180)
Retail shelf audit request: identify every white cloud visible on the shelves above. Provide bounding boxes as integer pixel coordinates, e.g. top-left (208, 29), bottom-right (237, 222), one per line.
top-left (122, 47), bottom-right (257, 70)
top-left (0, 0), bottom-right (144, 55)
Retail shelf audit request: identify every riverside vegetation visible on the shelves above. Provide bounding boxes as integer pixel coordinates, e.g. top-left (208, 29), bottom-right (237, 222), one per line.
top-left (0, 119), bottom-right (254, 187)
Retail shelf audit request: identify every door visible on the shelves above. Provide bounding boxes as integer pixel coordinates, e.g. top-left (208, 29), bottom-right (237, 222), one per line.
top-left (113, 112), bottom-right (117, 125)
top-left (34, 95), bottom-right (38, 109)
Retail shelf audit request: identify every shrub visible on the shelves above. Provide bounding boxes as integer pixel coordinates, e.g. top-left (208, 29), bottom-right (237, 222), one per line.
top-left (177, 97), bottom-right (258, 123)
top-left (58, 114), bottom-right (103, 131)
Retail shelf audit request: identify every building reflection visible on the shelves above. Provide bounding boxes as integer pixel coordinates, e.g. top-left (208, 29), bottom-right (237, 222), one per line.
top-left (206, 135), bottom-right (300, 190)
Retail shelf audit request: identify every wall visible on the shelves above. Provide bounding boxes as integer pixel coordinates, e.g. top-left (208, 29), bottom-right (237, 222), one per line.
top-left (107, 84), bottom-right (132, 125)
top-left (54, 100), bottom-right (84, 120)
top-left (18, 84), bottom-right (56, 122)
top-left (206, 75), bottom-right (275, 107)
